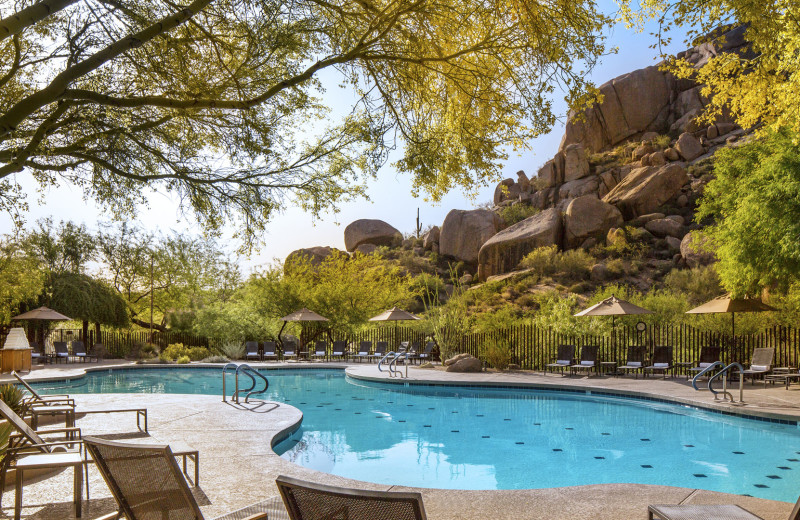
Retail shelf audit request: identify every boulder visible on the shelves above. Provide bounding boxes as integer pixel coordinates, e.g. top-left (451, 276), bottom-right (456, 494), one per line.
top-left (439, 209), bottom-right (502, 263)
top-left (665, 236), bottom-right (683, 250)
top-left (563, 195), bottom-right (624, 249)
top-left (666, 214), bottom-right (685, 225)
top-left (590, 263), bottom-right (609, 282)
top-left (445, 354), bottom-right (483, 373)
top-left (612, 65), bottom-right (672, 135)
top-left (517, 170), bottom-right (531, 192)
top-left (602, 163), bottom-right (689, 220)
top-left (648, 151), bottom-right (666, 166)
top-left (641, 131), bottom-right (660, 141)
top-left (537, 160), bottom-right (561, 188)
top-left (636, 212), bottom-right (666, 224)
top-left (344, 219), bottom-right (400, 252)
top-left (607, 227), bottom-right (626, 247)
top-left (285, 246), bottom-right (344, 269)
top-left (493, 178), bottom-right (517, 205)
top-left (444, 353), bottom-right (472, 366)
top-left (670, 108), bottom-right (702, 134)
top-left (355, 243), bottom-right (378, 255)
top-left (563, 143), bottom-right (591, 182)
top-left (645, 218), bottom-right (684, 238)
top-left (580, 237), bottom-right (598, 250)
top-left (423, 226), bottom-right (440, 250)
top-left (676, 132), bottom-right (704, 161)
top-left (633, 143), bottom-right (655, 160)
top-left (477, 208), bottom-right (562, 280)
top-left (459, 273), bottom-right (474, 285)
top-left (599, 170), bottom-right (618, 191)
top-left (559, 176), bottom-right (599, 200)
top-left (680, 231), bottom-right (716, 268)
top-left (664, 147), bottom-right (681, 161)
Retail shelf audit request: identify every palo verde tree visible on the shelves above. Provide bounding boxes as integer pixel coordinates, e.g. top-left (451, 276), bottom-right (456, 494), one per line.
top-left (0, 0), bottom-right (610, 246)
top-left (50, 271), bottom-right (130, 340)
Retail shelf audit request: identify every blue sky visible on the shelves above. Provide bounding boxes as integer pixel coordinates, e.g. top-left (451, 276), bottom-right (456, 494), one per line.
top-left (0, 9), bottom-right (690, 274)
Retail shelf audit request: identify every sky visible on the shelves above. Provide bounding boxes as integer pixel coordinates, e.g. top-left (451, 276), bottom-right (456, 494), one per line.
top-left (0, 9), bottom-right (691, 275)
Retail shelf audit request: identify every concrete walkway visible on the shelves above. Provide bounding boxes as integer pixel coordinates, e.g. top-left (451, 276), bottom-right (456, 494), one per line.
top-left (4, 362), bottom-right (800, 520)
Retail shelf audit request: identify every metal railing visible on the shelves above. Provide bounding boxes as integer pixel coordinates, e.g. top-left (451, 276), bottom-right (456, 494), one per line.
top-left (378, 351), bottom-right (409, 378)
top-left (692, 361), bottom-right (745, 404)
top-left (222, 363), bottom-right (269, 404)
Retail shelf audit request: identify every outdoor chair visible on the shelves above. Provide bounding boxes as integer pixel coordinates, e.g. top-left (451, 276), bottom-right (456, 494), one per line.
top-left (331, 341), bottom-right (347, 361)
top-left (276, 474), bottom-right (428, 520)
top-left (85, 437), bottom-right (271, 520)
top-left (616, 346), bottom-right (647, 378)
top-left (282, 341), bottom-right (298, 361)
top-left (72, 341), bottom-right (97, 363)
top-left (743, 347), bottom-right (775, 384)
top-left (13, 370), bottom-right (75, 414)
top-left (687, 345), bottom-right (722, 380)
top-left (28, 341), bottom-right (44, 365)
top-left (312, 341), bottom-right (328, 361)
top-left (262, 341), bottom-right (278, 361)
top-left (406, 342), bottom-right (420, 364)
top-left (644, 346), bottom-right (674, 379)
top-left (372, 341), bottom-right (388, 363)
top-left (545, 344), bottom-right (576, 376)
top-left (354, 341), bottom-right (372, 362)
top-left (0, 399), bottom-right (87, 520)
top-left (570, 345), bottom-right (599, 376)
top-left (417, 341), bottom-right (435, 363)
top-left (53, 341), bottom-right (71, 363)
top-left (245, 341), bottom-right (261, 361)
top-left (649, 494), bottom-right (800, 520)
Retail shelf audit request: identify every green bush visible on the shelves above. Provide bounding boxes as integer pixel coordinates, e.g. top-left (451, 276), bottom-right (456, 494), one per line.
top-left (518, 246), bottom-right (594, 281)
top-left (0, 384), bottom-right (24, 416)
top-left (481, 337), bottom-right (512, 370)
top-left (139, 343), bottom-right (159, 359)
top-left (664, 265), bottom-right (723, 305)
top-left (176, 355), bottom-right (191, 364)
top-left (201, 355), bottom-right (230, 363)
top-left (220, 341), bottom-right (245, 360)
top-left (159, 343), bottom-right (211, 362)
top-left (498, 204), bottom-right (539, 226)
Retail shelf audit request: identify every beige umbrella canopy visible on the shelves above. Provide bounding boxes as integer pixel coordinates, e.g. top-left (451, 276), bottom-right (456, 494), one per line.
top-left (278, 308), bottom-right (329, 349)
top-left (575, 296), bottom-right (653, 347)
top-left (12, 306), bottom-right (72, 321)
top-left (686, 295), bottom-right (775, 337)
top-left (369, 307), bottom-right (420, 347)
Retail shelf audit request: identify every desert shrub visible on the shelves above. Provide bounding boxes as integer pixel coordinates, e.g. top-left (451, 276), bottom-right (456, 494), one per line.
top-left (176, 355), bottom-right (191, 364)
top-left (481, 337), bottom-right (513, 370)
top-left (220, 341), bottom-right (245, 360)
top-left (397, 250), bottom-right (432, 275)
top-left (664, 266), bottom-right (723, 305)
top-left (159, 343), bottom-right (211, 362)
top-left (139, 343), bottom-right (159, 359)
top-left (411, 272), bottom-right (444, 303)
top-left (0, 384), bottom-right (24, 416)
top-left (518, 246), bottom-right (594, 281)
top-left (498, 204), bottom-right (539, 226)
top-left (602, 226), bottom-right (650, 259)
top-left (569, 281), bottom-right (592, 294)
top-left (652, 134), bottom-right (671, 149)
top-left (201, 355), bottom-right (230, 363)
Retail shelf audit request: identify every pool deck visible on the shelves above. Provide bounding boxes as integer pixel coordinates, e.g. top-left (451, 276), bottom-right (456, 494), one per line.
top-left (5, 361), bottom-right (800, 520)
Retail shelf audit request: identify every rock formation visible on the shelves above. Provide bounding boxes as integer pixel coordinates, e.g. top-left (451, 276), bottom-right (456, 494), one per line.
top-left (563, 196), bottom-right (624, 249)
top-left (343, 219), bottom-right (401, 252)
top-left (439, 209), bottom-right (503, 263)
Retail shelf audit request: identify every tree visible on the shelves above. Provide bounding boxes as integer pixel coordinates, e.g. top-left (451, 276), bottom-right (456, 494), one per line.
top-left (617, 1), bottom-right (800, 136)
top-left (0, 0), bottom-right (610, 245)
top-left (49, 271), bottom-right (130, 339)
top-left (21, 218), bottom-right (94, 274)
top-left (695, 129), bottom-right (800, 296)
top-left (0, 238), bottom-right (44, 323)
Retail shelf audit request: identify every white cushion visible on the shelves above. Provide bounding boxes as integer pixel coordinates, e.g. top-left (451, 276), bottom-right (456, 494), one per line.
top-left (654, 363), bottom-right (669, 368)
top-left (699, 362), bottom-right (713, 368)
top-left (626, 361), bottom-right (642, 367)
top-left (750, 365), bottom-right (769, 372)
top-left (580, 360), bottom-right (594, 366)
top-left (556, 360), bottom-right (571, 365)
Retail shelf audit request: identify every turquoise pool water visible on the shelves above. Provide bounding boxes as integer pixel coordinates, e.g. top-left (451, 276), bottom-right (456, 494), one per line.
top-left (31, 367), bottom-right (800, 501)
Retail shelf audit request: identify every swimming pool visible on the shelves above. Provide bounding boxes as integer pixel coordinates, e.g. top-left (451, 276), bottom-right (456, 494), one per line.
top-left (30, 367), bottom-right (800, 502)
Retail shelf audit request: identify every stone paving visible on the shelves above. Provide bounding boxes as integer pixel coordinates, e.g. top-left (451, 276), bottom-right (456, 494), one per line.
top-left (3, 361), bottom-right (800, 520)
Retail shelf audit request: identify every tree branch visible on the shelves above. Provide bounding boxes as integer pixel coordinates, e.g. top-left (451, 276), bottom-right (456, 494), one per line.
top-left (0, 0), bottom-right (79, 41)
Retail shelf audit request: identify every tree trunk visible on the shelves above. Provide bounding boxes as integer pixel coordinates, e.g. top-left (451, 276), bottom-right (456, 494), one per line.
top-left (131, 317), bottom-right (167, 332)
top-left (82, 320), bottom-right (89, 343)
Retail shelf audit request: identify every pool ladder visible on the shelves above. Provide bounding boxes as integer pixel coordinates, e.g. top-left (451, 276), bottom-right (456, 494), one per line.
top-left (692, 361), bottom-right (745, 405)
top-left (222, 363), bottom-right (269, 404)
top-left (378, 351), bottom-right (409, 378)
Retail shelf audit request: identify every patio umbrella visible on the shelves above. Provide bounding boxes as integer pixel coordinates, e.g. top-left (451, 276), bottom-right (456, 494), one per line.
top-left (574, 296), bottom-right (653, 347)
top-left (369, 307), bottom-right (420, 348)
top-left (686, 295), bottom-right (775, 337)
top-left (277, 308), bottom-right (330, 350)
top-left (11, 306), bottom-right (72, 346)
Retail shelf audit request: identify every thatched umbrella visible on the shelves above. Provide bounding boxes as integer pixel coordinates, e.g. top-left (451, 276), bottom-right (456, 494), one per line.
top-left (686, 295), bottom-right (775, 337)
top-left (574, 296), bottom-right (653, 348)
top-left (11, 306), bottom-right (72, 347)
top-left (277, 308), bottom-right (329, 351)
top-left (369, 307), bottom-right (420, 348)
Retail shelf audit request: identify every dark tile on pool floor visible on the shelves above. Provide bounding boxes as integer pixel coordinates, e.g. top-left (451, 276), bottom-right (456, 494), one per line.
top-left (594, 456), bottom-right (605, 459)
top-left (684, 445), bottom-right (694, 447)
top-left (552, 449), bottom-right (563, 452)
top-left (515, 442), bottom-right (524, 445)
top-left (423, 425), bottom-right (431, 427)
top-left (640, 439), bottom-right (650, 442)
top-left (733, 451), bottom-right (745, 454)
top-left (789, 459), bottom-right (800, 462)
top-left (766, 475), bottom-right (782, 479)
top-left (565, 427), bottom-right (573, 430)
top-left (641, 465), bottom-right (653, 469)
top-left (451, 430), bottom-right (459, 433)
top-left (693, 474), bottom-right (707, 478)
top-left (482, 435), bottom-right (490, 438)
top-left (778, 466), bottom-right (792, 470)
top-left (754, 484), bottom-right (769, 488)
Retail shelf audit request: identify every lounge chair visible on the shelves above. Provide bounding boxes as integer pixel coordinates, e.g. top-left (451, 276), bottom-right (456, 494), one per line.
top-left (544, 344), bottom-right (576, 376)
top-left (282, 341), bottom-right (298, 361)
top-left (85, 437), bottom-right (270, 520)
top-left (72, 340), bottom-right (97, 363)
top-left (276, 474), bottom-right (427, 520)
top-left (570, 345), bottom-right (599, 376)
top-left (406, 342), bottom-right (420, 364)
top-left (354, 341), bottom-right (372, 362)
top-left (331, 341), bottom-right (347, 361)
top-left (245, 341), bottom-right (261, 361)
top-left (743, 347), bottom-right (775, 384)
top-left (13, 371), bottom-right (75, 410)
top-left (28, 342), bottom-right (44, 365)
top-left (417, 341), bottom-right (435, 363)
top-left (687, 345), bottom-right (722, 380)
top-left (0, 399), bottom-right (87, 520)
top-left (648, 494), bottom-right (800, 520)
top-left (53, 341), bottom-right (71, 363)
top-left (372, 341), bottom-right (388, 363)
top-left (262, 341), bottom-right (278, 361)
top-left (616, 346), bottom-right (646, 378)
top-left (312, 341), bottom-right (328, 361)
top-left (644, 346), bottom-right (674, 379)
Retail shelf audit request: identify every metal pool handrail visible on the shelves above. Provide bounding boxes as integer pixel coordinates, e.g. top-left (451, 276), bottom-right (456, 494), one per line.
top-left (222, 363), bottom-right (269, 404)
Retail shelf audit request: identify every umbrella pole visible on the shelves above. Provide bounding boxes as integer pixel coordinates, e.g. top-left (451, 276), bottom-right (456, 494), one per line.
top-left (731, 312), bottom-right (735, 345)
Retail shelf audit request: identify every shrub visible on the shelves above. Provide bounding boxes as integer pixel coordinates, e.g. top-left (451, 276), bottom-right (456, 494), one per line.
top-left (498, 204), bottom-right (539, 226)
top-left (518, 246), bottom-right (594, 281)
top-left (201, 355), bottom-right (230, 363)
top-left (481, 337), bottom-right (512, 370)
top-left (176, 355), bottom-right (191, 364)
top-left (158, 343), bottom-right (211, 362)
top-left (0, 384), bottom-right (24, 416)
top-left (664, 265), bottom-right (723, 305)
top-left (139, 343), bottom-right (159, 359)
top-left (220, 341), bottom-right (245, 360)
top-left (602, 226), bottom-right (650, 259)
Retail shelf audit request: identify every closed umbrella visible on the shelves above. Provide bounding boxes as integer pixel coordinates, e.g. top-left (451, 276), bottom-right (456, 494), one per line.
top-left (574, 296), bottom-right (653, 348)
top-left (278, 308), bottom-right (329, 353)
top-left (369, 307), bottom-right (420, 349)
top-left (686, 295), bottom-right (775, 337)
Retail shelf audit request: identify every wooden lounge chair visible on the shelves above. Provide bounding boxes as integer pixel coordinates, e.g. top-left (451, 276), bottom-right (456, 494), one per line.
top-left (644, 346), bottom-right (674, 379)
top-left (312, 341), bottom-right (328, 361)
top-left (617, 346), bottom-right (646, 378)
top-left (262, 341), bottom-right (278, 361)
top-left (743, 347), bottom-right (775, 384)
top-left (545, 344), bottom-right (575, 376)
top-left (282, 341), bottom-right (298, 361)
top-left (245, 341), bottom-right (261, 361)
top-left (330, 341), bottom-right (347, 361)
top-left (354, 341), bottom-right (372, 362)
top-left (0, 399), bottom-right (87, 520)
top-left (372, 341), bottom-right (388, 363)
top-left (85, 437), bottom-right (270, 520)
top-left (276, 474), bottom-right (427, 520)
top-left (570, 345), bottom-right (599, 377)
top-left (687, 345), bottom-right (722, 380)
top-left (649, 494), bottom-right (800, 520)
top-left (72, 341), bottom-right (97, 363)
top-left (53, 341), bottom-right (71, 363)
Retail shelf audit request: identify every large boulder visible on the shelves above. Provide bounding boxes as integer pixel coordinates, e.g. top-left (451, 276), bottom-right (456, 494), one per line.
top-left (680, 231), bottom-right (716, 267)
top-left (423, 226), bottom-right (440, 250)
top-left (493, 178), bottom-right (518, 205)
top-left (344, 219), bottom-right (400, 252)
top-left (676, 132), bottom-right (704, 161)
top-left (644, 218), bottom-right (684, 238)
top-left (439, 209), bottom-right (502, 263)
top-left (477, 207), bottom-right (562, 280)
top-left (445, 354), bottom-right (483, 373)
top-left (537, 159), bottom-right (561, 188)
top-left (285, 246), bottom-right (344, 271)
top-left (562, 143), bottom-right (591, 182)
top-left (559, 176), bottom-right (600, 200)
top-left (563, 196), bottom-right (624, 249)
top-left (602, 163), bottom-right (689, 220)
